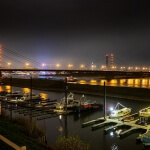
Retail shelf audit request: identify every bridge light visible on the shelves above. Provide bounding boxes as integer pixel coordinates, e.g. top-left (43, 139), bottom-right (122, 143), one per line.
top-left (68, 64), bottom-right (73, 69)
top-left (56, 64), bottom-right (61, 69)
top-left (42, 63), bottom-right (46, 69)
top-left (101, 65), bottom-right (106, 70)
top-left (25, 63), bottom-right (29, 69)
top-left (7, 62), bottom-right (11, 69)
top-left (80, 64), bottom-right (85, 70)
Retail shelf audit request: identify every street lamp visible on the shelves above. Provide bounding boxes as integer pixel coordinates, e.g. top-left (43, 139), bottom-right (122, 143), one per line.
top-left (25, 63), bottom-right (29, 69)
top-left (56, 63), bottom-right (61, 69)
top-left (80, 64), bottom-right (85, 70)
top-left (42, 63), bottom-right (46, 69)
top-left (101, 65), bottom-right (106, 70)
top-left (7, 62), bottom-right (11, 69)
top-left (68, 64), bottom-right (73, 69)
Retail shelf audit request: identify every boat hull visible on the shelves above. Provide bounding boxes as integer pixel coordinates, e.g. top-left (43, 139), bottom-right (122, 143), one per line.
top-left (109, 108), bottom-right (131, 118)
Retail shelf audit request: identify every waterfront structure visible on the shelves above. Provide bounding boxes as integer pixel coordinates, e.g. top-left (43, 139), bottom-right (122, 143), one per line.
top-left (110, 53), bottom-right (114, 70)
top-left (106, 54), bottom-right (108, 71)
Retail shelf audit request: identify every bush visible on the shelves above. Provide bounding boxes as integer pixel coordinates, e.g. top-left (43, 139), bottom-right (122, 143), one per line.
top-left (13, 117), bottom-right (45, 139)
top-left (52, 134), bottom-right (90, 150)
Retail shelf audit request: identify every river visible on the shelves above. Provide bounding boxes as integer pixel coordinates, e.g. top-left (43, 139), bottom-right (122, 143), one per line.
top-left (6, 73), bottom-right (150, 88)
top-left (1, 85), bottom-right (150, 150)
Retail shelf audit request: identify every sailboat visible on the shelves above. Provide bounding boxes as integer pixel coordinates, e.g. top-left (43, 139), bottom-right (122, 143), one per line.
top-left (109, 102), bottom-right (131, 118)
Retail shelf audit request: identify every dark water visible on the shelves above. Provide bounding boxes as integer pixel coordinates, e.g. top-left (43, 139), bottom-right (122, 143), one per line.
top-left (8, 74), bottom-right (150, 88)
top-left (2, 86), bottom-right (150, 150)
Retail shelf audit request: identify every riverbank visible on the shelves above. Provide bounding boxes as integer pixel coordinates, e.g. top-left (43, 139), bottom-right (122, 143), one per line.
top-left (2, 78), bottom-right (150, 102)
top-left (0, 115), bottom-right (51, 150)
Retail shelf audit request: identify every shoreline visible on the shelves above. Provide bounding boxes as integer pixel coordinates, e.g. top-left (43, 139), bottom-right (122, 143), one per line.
top-left (2, 78), bottom-right (150, 102)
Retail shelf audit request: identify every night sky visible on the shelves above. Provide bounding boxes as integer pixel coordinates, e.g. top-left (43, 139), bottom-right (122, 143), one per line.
top-left (0, 0), bottom-right (150, 68)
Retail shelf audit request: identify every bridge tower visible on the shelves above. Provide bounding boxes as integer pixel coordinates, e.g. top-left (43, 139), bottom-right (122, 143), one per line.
top-left (0, 44), bottom-right (2, 68)
top-left (110, 54), bottom-right (114, 70)
top-left (106, 54), bottom-right (108, 71)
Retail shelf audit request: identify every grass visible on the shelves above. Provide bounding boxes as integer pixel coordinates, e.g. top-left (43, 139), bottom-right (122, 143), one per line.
top-left (0, 113), bottom-right (90, 150)
top-left (52, 134), bottom-right (90, 150)
top-left (0, 113), bottom-right (52, 150)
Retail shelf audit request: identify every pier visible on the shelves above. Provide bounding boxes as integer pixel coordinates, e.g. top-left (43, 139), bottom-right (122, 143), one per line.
top-left (82, 114), bottom-right (148, 138)
top-left (82, 118), bottom-right (105, 127)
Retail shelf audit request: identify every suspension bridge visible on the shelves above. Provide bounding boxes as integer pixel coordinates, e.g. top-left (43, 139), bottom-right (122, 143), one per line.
top-left (0, 45), bottom-right (150, 79)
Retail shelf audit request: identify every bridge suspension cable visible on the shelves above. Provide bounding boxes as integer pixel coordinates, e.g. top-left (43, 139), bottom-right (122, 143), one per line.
top-left (2, 47), bottom-right (42, 68)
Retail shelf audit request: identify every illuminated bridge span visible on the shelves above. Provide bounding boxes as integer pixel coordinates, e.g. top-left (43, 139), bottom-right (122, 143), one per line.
top-left (0, 45), bottom-right (150, 73)
top-left (0, 69), bottom-right (150, 79)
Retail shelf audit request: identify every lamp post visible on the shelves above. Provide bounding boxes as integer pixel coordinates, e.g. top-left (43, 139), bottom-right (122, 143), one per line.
top-left (7, 62), bottom-right (11, 69)
top-left (68, 64), bottom-right (73, 70)
top-left (42, 63), bottom-right (46, 69)
top-left (25, 63), bottom-right (29, 69)
top-left (56, 63), bottom-right (61, 69)
top-left (80, 64), bottom-right (85, 70)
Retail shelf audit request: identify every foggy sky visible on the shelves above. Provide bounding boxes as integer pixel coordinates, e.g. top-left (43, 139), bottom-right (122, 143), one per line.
top-left (0, 0), bottom-right (150, 68)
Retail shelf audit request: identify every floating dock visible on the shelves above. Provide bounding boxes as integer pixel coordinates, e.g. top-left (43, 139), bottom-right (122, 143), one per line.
top-left (104, 124), bottom-right (127, 133)
top-left (82, 118), bottom-right (105, 127)
top-left (92, 120), bottom-right (117, 130)
top-left (82, 114), bottom-right (148, 138)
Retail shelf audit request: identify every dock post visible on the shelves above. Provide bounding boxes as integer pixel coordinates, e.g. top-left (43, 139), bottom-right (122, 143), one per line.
top-left (104, 81), bottom-right (106, 120)
top-left (30, 73), bottom-right (32, 101)
top-left (10, 75), bottom-right (12, 95)
top-left (10, 104), bottom-right (12, 119)
top-left (65, 77), bottom-right (68, 138)
top-left (65, 77), bottom-right (68, 113)
top-left (29, 73), bottom-right (33, 124)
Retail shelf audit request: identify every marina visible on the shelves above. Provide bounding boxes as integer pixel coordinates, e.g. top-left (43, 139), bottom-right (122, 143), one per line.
top-left (81, 109), bottom-right (150, 147)
top-left (1, 85), bottom-right (150, 149)
top-left (0, 0), bottom-right (150, 149)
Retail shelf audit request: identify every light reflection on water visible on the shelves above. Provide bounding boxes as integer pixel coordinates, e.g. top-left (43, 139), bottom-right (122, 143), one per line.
top-left (38, 76), bottom-right (150, 88)
top-left (1, 86), bottom-right (149, 150)
top-left (8, 75), bottom-right (150, 88)
top-left (76, 78), bottom-right (150, 88)
top-left (22, 88), bottom-right (30, 93)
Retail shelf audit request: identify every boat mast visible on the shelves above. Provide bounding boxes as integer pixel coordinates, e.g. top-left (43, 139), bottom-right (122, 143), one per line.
top-left (10, 74), bottom-right (12, 96)
top-left (65, 77), bottom-right (68, 113)
top-left (30, 73), bottom-right (32, 101)
top-left (65, 77), bottom-right (68, 138)
top-left (104, 81), bottom-right (106, 120)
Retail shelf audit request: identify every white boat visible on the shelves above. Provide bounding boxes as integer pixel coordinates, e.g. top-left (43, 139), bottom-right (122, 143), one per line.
top-left (109, 102), bottom-right (131, 118)
top-left (66, 76), bottom-right (77, 82)
top-left (9, 98), bottom-right (25, 103)
top-left (139, 106), bottom-right (150, 117)
top-left (8, 92), bottom-right (42, 102)
top-left (141, 130), bottom-right (150, 146)
top-left (55, 93), bottom-right (101, 112)
top-left (53, 107), bottom-right (66, 113)
top-left (16, 92), bottom-right (42, 101)
top-left (3, 91), bottom-right (23, 100)
top-left (55, 92), bottom-right (80, 110)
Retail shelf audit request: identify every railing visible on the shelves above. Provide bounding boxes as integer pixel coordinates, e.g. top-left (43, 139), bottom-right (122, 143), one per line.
top-left (0, 135), bottom-right (26, 150)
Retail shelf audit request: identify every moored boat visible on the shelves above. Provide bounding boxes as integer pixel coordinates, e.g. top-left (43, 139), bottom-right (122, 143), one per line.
top-left (139, 106), bottom-right (150, 117)
top-left (109, 102), bottom-right (131, 118)
top-left (8, 92), bottom-right (42, 103)
top-left (79, 94), bottom-right (102, 110)
top-left (122, 116), bottom-right (134, 122)
top-left (141, 130), bottom-right (150, 146)
top-left (66, 76), bottom-right (77, 82)
top-left (4, 91), bottom-right (23, 100)
top-left (55, 92), bottom-right (102, 112)
top-left (21, 92), bottom-right (42, 101)
top-left (55, 92), bottom-right (80, 110)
